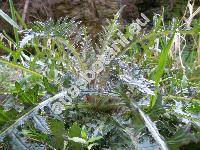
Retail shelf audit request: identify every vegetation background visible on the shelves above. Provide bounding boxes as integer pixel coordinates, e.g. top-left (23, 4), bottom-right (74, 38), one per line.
top-left (0, 0), bottom-right (200, 150)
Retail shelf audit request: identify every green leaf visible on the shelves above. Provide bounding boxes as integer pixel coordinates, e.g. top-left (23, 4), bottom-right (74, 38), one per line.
top-left (49, 119), bottom-right (65, 150)
top-left (22, 129), bottom-right (50, 144)
top-left (43, 77), bottom-right (58, 94)
top-left (87, 136), bottom-right (103, 144)
top-left (81, 130), bottom-right (87, 140)
top-left (187, 103), bottom-right (200, 113)
top-left (68, 123), bottom-right (82, 150)
top-left (88, 143), bottom-right (99, 150)
top-left (154, 34), bottom-right (175, 85)
top-left (0, 107), bottom-right (9, 125)
top-left (15, 82), bottom-right (22, 92)
top-left (151, 33), bottom-right (176, 108)
top-left (0, 9), bottom-right (19, 29)
top-left (149, 93), bottom-right (165, 117)
top-left (15, 82), bottom-right (30, 104)
top-left (27, 84), bottom-right (39, 103)
top-left (63, 76), bottom-right (72, 88)
top-left (68, 137), bottom-right (86, 144)
top-left (8, 0), bottom-right (19, 46)
top-left (15, 82), bottom-right (39, 104)
top-left (18, 91), bottom-right (30, 104)
top-left (68, 122), bottom-right (81, 138)
top-left (167, 126), bottom-right (197, 150)
top-left (131, 100), bottom-right (169, 150)
top-left (0, 40), bottom-right (15, 54)
top-left (0, 59), bottom-right (43, 79)
top-left (0, 107), bottom-right (17, 127)
top-left (14, 9), bottom-right (27, 29)
top-left (181, 75), bottom-right (188, 89)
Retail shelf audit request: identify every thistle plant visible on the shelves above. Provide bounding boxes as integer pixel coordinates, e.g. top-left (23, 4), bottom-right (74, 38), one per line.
top-left (0, 1), bottom-right (200, 149)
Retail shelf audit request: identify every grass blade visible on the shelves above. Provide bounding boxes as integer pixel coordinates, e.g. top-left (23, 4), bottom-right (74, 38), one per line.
top-left (154, 34), bottom-right (175, 85)
top-left (150, 33), bottom-right (176, 108)
top-left (0, 10), bottom-right (19, 29)
top-left (8, 0), bottom-right (20, 47)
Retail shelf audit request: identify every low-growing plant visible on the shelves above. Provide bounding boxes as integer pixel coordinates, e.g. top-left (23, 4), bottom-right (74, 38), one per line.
top-left (0, 0), bottom-right (199, 149)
